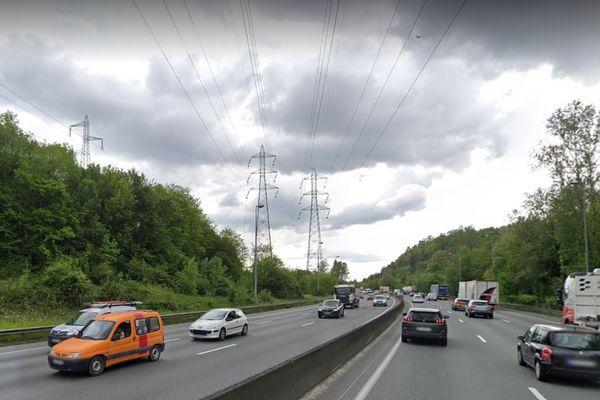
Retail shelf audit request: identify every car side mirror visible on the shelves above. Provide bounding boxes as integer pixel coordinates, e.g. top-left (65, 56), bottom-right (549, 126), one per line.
top-left (517, 335), bottom-right (524, 341)
top-left (401, 312), bottom-right (407, 316)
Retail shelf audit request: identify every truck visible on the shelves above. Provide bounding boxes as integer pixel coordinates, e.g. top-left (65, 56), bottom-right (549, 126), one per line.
top-left (379, 286), bottom-right (390, 294)
top-left (559, 268), bottom-right (600, 329)
top-left (402, 285), bottom-right (417, 295)
top-left (334, 284), bottom-right (360, 309)
top-left (429, 284), bottom-right (450, 300)
top-left (458, 280), bottom-right (500, 306)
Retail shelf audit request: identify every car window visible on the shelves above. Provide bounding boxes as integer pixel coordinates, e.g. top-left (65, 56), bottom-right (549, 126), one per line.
top-left (530, 327), bottom-right (544, 343)
top-left (323, 300), bottom-right (338, 307)
top-left (201, 310), bottom-right (227, 320)
top-left (147, 317), bottom-right (160, 332)
top-left (113, 321), bottom-right (132, 340)
top-left (67, 311), bottom-right (99, 326)
top-left (80, 320), bottom-right (115, 340)
top-left (135, 318), bottom-right (148, 335)
top-left (549, 332), bottom-right (600, 350)
top-left (408, 311), bottom-right (442, 322)
top-left (472, 301), bottom-right (487, 306)
top-left (523, 326), bottom-right (535, 341)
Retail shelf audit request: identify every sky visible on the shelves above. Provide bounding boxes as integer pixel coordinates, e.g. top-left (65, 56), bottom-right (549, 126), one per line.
top-left (2, 0), bottom-right (600, 280)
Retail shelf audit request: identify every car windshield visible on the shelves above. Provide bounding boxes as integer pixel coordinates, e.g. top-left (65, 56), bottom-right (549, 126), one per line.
top-left (375, 295), bottom-right (385, 299)
top-left (472, 301), bottom-right (487, 306)
top-left (549, 332), bottom-right (600, 351)
top-left (79, 320), bottom-right (115, 340)
top-left (200, 310), bottom-right (227, 320)
top-left (67, 311), bottom-right (99, 326)
top-left (323, 300), bottom-right (338, 307)
top-left (334, 287), bottom-right (352, 295)
top-left (409, 311), bottom-right (441, 322)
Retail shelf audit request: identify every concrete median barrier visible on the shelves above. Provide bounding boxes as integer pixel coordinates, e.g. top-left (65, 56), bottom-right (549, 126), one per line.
top-left (202, 297), bottom-right (404, 400)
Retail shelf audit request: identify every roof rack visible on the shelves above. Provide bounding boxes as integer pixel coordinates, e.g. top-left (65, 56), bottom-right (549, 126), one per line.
top-left (86, 301), bottom-right (142, 308)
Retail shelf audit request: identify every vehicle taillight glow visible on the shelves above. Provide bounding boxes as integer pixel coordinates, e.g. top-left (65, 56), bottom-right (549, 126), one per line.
top-left (403, 316), bottom-right (413, 322)
top-left (469, 305), bottom-right (476, 309)
top-left (435, 319), bottom-right (446, 325)
top-left (541, 347), bottom-right (553, 361)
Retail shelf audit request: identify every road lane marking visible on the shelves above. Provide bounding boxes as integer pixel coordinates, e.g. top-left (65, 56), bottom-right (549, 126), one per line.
top-left (256, 319), bottom-right (274, 325)
top-left (196, 343), bottom-right (237, 356)
top-left (164, 338), bottom-right (180, 343)
top-left (352, 334), bottom-right (402, 400)
top-left (357, 298), bottom-right (396, 328)
top-left (502, 319), bottom-right (511, 323)
top-left (0, 346), bottom-right (48, 356)
top-left (448, 311), bottom-right (452, 314)
top-left (301, 322), bottom-right (315, 327)
top-left (477, 335), bottom-right (487, 343)
top-left (458, 318), bottom-right (464, 323)
top-left (528, 387), bottom-right (548, 400)
top-left (303, 312), bottom-right (313, 315)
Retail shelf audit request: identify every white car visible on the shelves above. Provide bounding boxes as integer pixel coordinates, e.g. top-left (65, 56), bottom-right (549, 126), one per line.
top-left (374, 295), bottom-right (388, 307)
top-left (427, 292), bottom-right (438, 301)
top-left (412, 294), bottom-right (424, 303)
top-left (189, 308), bottom-right (248, 341)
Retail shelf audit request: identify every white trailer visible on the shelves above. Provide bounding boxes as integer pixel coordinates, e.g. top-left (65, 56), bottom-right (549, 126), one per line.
top-left (561, 268), bottom-right (600, 329)
top-left (458, 280), bottom-right (500, 305)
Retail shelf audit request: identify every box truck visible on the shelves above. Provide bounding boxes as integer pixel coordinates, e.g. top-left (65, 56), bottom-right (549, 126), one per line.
top-left (559, 268), bottom-right (600, 329)
top-left (458, 280), bottom-right (499, 306)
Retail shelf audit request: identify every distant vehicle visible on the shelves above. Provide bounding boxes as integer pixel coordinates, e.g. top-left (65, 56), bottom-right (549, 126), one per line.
top-left (48, 309), bottom-right (164, 376)
top-left (427, 292), bottom-right (437, 301)
top-left (451, 297), bottom-right (470, 311)
top-left (189, 308), bottom-right (248, 341)
top-left (334, 284), bottom-right (360, 308)
top-left (517, 324), bottom-right (600, 381)
top-left (403, 285), bottom-right (417, 295)
top-left (373, 295), bottom-right (388, 307)
top-left (465, 300), bottom-right (494, 319)
top-left (48, 301), bottom-right (139, 347)
top-left (558, 268), bottom-right (600, 329)
top-left (412, 294), bottom-right (424, 304)
top-left (394, 289), bottom-right (402, 296)
top-left (429, 284), bottom-right (450, 300)
top-left (318, 299), bottom-right (345, 319)
top-left (458, 281), bottom-right (499, 307)
top-left (379, 286), bottom-right (390, 293)
top-left (401, 307), bottom-right (449, 346)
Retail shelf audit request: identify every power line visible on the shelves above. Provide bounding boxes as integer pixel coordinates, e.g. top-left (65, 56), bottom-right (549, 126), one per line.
top-left (359, 0), bottom-right (469, 169)
top-left (341, 0), bottom-right (428, 170)
top-left (329, 0), bottom-right (402, 173)
top-left (132, 0), bottom-right (238, 180)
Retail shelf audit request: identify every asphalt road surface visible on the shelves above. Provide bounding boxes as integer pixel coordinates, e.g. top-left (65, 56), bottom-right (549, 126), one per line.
top-left (0, 298), bottom-right (395, 400)
top-left (302, 299), bottom-right (600, 400)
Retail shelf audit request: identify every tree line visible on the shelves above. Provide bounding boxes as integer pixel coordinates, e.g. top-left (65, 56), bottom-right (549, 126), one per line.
top-left (361, 100), bottom-right (600, 309)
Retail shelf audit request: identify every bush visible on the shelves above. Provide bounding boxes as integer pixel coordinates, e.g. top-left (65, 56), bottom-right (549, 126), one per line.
top-left (41, 257), bottom-right (94, 307)
top-left (258, 289), bottom-right (274, 303)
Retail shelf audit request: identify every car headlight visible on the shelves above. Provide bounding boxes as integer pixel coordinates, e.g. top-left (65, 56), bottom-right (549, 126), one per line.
top-left (318, 308), bottom-right (322, 311)
top-left (66, 352), bottom-right (82, 359)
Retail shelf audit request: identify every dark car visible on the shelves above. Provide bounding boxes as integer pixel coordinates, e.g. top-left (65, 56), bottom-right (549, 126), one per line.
top-left (318, 299), bottom-right (345, 319)
top-left (401, 308), bottom-right (449, 346)
top-left (465, 300), bottom-right (493, 319)
top-left (517, 324), bottom-right (600, 381)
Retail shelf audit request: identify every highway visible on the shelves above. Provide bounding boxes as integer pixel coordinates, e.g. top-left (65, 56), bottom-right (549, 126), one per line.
top-left (302, 299), bottom-right (600, 400)
top-left (0, 299), bottom-right (395, 400)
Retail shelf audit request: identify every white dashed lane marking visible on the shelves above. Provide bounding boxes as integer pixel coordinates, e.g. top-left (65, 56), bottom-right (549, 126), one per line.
top-left (476, 335), bottom-right (487, 343)
top-left (502, 319), bottom-right (511, 323)
top-left (458, 319), bottom-right (464, 323)
top-left (301, 322), bottom-right (315, 327)
top-left (0, 346), bottom-right (48, 356)
top-left (196, 344), bottom-right (237, 356)
top-left (164, 338), bottom-right (181, 343)
top-left (528, 387), bottom-right (548, 400)
top-left (256, 320), bottom-right (273, 325)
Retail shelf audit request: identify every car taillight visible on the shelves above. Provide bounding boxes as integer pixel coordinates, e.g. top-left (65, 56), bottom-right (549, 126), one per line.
top-left (435, 319), bottom-right (446, 325)
top-left (403, 316), bottom-right (413, 322)
top-left (541, 347), bottom-right (553, 361)
top-left (469, 305), bottom-right (476, 309)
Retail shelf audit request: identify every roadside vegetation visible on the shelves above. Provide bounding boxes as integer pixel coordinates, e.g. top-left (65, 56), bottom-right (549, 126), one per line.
top-left (362, 100), bottom-right (600, 309)
top-left (0, 111), bottom-right (339, 328)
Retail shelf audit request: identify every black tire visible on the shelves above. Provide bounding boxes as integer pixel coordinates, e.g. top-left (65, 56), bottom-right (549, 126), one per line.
top-left (535, 360), bottom-right (548, 381)
top-left (401, 335), bottom-right (407, 343)
top-left (318, 313), bottom-right (323, 319)
top-left (241, 324), bottom-right (248, 336)
top-left (88, 356), bottom-right (105, 377)
top-left (467, 313), bottom-right (472, 318)
top-left (148, 345), bottom-right (161, 362)
top-left (441, 338), bottom-right (447, 347)
top-left (517, 347), bottom-right (526, 366)
top-left (218, 328), bottom-right (226, 341)
top-left (490, 313), bottom-right (494, 320)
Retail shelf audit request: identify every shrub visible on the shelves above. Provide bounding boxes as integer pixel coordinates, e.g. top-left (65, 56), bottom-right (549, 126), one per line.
top-left (258, 289), bottom-right (273, 303)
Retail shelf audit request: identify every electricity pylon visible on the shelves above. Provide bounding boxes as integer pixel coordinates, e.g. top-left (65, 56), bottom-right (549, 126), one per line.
top-left (299, 169), bottom-right (330, 277)
top-left (69, 115), bottom-right (103, 167)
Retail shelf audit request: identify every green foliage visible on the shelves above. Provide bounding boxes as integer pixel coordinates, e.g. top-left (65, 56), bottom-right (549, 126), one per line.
top-left (258, 289), bottom-right (274, 303)
top-left (40, 257), bottom-right (94, 306)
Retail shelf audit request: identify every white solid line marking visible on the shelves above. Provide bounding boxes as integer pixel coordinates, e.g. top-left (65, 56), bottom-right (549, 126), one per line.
top-left (301, 322), bottom-right (315, 327)
top-left (0, 346), bottom-right (48, 356)
top-left (502, 319), bottom-right (511, 323)
top-left (528, 387), bottom-right (548, 400)
top-left (164, 338), bottom-right (181, 343)
top-left (353, 335), bottom-right (402, 400)
top-left (458, 318), bottom-right (464, 323)
top-left (196, 343), bottom-right (237, 356)
top-left (256, 320), bottom-right (273, 325)
top-left (477, 335), bottom-right (487, 343)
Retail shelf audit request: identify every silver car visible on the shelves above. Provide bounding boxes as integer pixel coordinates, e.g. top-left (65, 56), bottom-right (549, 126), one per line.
top-left (465, 300), bottom-right (494, 319)
top-left (373, 295), bottom-right (388, 307)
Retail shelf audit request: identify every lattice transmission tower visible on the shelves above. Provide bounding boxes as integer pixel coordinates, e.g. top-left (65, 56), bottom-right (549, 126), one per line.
top-left (247, 145), bottom-right (279, 260)
top-left (299, 169), bottom-right (330, 274)
top-left (69, 115), bottom-right (103, 167)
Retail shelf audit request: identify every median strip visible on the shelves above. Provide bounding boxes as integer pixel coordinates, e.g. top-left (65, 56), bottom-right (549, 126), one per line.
top-left (196, 344), bottom-right (237, 356)
top-left (528, 387), bottom-right (548, 400)
top-left (476, 335), bottom-right (487, 343)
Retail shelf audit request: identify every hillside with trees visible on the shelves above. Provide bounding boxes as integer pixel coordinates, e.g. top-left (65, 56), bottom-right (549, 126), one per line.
top-left (362, 100), bottom-right (600, 309)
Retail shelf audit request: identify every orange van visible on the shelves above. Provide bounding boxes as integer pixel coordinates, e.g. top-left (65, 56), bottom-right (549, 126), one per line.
top-left (48, 310), bottom-right (165, 376)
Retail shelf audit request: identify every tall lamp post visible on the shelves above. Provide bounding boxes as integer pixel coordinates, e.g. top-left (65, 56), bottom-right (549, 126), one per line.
top-left (254, 204), bottom-right (264, 304)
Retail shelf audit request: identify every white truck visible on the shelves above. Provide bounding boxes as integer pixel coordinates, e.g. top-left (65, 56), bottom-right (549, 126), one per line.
top-left (458, 280), bottom-right (500, 306)
top-left (560, 268), bottom-right (600, 329)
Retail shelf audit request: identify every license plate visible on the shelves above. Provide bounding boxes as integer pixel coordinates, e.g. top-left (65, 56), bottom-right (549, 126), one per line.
top-left (567, 359), bottom-right (595, 368)
top-left (51, 338), bottom-right (60, 343)
top-left (416, 327), bottom-right (431, 332)
top-left (52, 359), bottom-right (64, 366)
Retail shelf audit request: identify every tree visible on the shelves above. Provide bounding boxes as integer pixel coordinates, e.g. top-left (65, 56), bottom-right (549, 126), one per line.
top-left (330, 259), bottom-right (349, 283)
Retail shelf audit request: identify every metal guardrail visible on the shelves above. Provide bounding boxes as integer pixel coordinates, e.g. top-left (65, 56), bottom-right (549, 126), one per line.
top-left (0, 300), bottom-right (320, 338)
top-left (499, 302), bottom-right (562, 317)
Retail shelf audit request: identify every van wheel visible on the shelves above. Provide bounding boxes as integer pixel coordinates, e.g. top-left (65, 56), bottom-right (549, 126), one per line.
top-left (88, 356), bottom-right (105, 377)
top-left (218, 328), bottom-right (226, 341)
top-left (148, 345), bottom-right (161, 362)
top-left (241, 324), bottom-right (248, 336)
